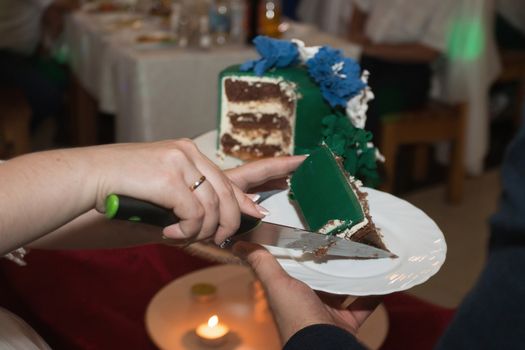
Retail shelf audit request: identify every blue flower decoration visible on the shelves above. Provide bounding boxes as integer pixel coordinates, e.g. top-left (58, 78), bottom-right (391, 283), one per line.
top-left (306, 47), bottom-right (365, 108)
top-left (240, 36), bottom-right (299, 76)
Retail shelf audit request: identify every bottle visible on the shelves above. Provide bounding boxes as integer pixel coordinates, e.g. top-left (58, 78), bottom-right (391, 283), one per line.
top-left (198, 14), bottom-right (212, 49)
top-left (209, 0), bottom-right (231, 45)
top-left (229, 0), bottom-right (247, 45)
top-left (257, 0), bottom-right (281, 38)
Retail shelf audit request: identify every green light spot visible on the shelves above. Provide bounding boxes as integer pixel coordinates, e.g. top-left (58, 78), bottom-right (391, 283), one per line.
top-left (128, 216), bottom-right (141, 222)
top-left (447, 17), bottom-right (485, 61)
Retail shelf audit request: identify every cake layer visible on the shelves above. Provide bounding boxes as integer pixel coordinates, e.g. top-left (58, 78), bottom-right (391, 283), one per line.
top-left (226, 128), bottom-right (291, 146)
top-left (220, 134), bottom-right (284, 159)
top-left (224, 79), bottom-right (295, 112)
top-left (226, 100), bottom-right (293, 118)
top-left (228, 113), bottom-right (291, 130)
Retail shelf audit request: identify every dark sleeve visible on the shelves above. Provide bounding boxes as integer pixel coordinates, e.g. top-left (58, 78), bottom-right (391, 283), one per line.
top-left (435, 122), bottom-right (525, 349)
top-left (283, 324), bottom-right (367, 350)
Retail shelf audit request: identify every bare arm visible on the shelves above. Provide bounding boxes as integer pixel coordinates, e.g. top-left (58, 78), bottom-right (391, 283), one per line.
top-left (0, 140), bottom-right (267, 255)
top-left (1, 146), bottom-right (305, 254)
top-left (0, 148), bottom-right (99, 254)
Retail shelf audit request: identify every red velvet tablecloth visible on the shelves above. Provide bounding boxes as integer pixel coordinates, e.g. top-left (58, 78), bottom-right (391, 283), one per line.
top-left (0, 246), bottom-right (454, 349)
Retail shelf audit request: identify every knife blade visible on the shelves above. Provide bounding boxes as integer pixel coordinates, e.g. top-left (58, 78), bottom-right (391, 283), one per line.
top-left (105, 194), bottom-right (396, 259)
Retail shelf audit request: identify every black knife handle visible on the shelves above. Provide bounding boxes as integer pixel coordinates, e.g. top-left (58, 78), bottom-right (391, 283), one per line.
top-left (105, 194), bottom-right (178, 227)
top-left (105, 194), bottom-right (261, 234)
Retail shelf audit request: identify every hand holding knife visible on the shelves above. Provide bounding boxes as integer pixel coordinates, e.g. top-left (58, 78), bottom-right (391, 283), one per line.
top-left (105, 193), bottom-right (396, 259)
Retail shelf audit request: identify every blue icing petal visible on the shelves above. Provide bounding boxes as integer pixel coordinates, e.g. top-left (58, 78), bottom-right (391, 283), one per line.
top-left (240, 36), bottom-right (299, 76)
top-left (239, 60), bottom-right (256, 71)
top-left (306, 47), bottom-right (366, 108)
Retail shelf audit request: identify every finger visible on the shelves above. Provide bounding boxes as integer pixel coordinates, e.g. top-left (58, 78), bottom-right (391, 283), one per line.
top-left (161, 150), bottom-right (208, 239)
top-left (197, 173), bottom-right (241, 243)
top-left (225, 155), bottom-right (307, 191)
top-left (233, 241), bottom-right (289, 285)
top-left (188, 179), bottom-right (220, 241)
top-left (232, 183), bottom-right (268, 216)
top-left (178, 142), bottom-right (243, 242)
top-left (248, 178), bottom-right (289, 194)
top-left (233, 241), bottom-right (334, 344)
top-left (346, 296), bottom-right (383, 327)
top-left (162, 182), bottom-right (204, 239)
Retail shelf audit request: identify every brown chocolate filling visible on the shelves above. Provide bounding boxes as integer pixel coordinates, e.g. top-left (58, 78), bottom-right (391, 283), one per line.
top-left (348, 183), bottom-right (389, 251)
top-left (228, 113), bottom-right (291, 131)
top-left (220, 133), bottom-right (289, 160)
top-left (327, 154), bottom-right (389, 252)
top-left (224, 79), bottom-right (295, 112)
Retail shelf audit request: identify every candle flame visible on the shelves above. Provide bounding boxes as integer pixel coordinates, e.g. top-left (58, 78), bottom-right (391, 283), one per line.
top-left (208, 315), bottom-right (218, 328)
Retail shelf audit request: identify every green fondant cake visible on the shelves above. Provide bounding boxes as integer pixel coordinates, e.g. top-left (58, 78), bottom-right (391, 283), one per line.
top-left (290, 144), bottom-right (388, 251)
top-left (215, 36), bottom-right (382, 188)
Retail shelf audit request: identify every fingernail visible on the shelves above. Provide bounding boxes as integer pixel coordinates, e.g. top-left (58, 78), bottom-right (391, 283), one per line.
top-left (246, 193), bottom-right (260, 203)
top-left (164, 224), bottom-right (188, 239)
top-left (255, 204), bottom-right (270, 216)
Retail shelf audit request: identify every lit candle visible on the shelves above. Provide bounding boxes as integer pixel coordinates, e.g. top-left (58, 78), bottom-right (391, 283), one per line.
top-left (195, 315), bottom-right (230, 346)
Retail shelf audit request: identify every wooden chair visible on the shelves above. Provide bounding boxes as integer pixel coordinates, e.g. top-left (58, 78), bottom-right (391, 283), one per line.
top-left (379, 101), bottom-right (467, 204)
top-left (0, 88), bottom-right (31, 158)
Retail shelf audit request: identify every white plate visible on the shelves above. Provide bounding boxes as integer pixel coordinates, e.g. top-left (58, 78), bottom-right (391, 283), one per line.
top-left (260, 189), bottom-right (447, 296)
top-left (193, 129), bottom-right (447, 296)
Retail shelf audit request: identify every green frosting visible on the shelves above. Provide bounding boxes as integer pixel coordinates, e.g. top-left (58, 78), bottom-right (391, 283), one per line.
top-left (289, 144), bottom-right (365, 232)
top-left (218, 65), bottom-right (333, 152)
top-left (297, 111), bottom-right (381, 188)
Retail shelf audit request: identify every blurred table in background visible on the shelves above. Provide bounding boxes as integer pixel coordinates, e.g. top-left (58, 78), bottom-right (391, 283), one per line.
top-left (65, 10), bottom-right (360, 144)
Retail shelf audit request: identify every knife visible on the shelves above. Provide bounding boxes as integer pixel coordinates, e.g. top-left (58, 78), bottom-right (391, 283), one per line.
top-left (104, 194), bottom-right (396, 259)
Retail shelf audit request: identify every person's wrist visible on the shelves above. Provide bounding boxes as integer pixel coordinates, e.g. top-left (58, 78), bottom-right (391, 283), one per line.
top-left (69, 145), bottom-right (111, 212)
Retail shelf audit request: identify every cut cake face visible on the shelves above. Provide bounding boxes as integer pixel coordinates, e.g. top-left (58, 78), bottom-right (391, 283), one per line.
top-left (289, 144), bottom-right (388, 251)
top-left (219, 75), bottom-right (297, 159)
top-left (218, 65), bottom-right (332, 160)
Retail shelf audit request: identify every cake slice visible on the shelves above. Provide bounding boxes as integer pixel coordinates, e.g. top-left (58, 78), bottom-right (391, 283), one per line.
top-left (289, 144), bottom-right (388, 251)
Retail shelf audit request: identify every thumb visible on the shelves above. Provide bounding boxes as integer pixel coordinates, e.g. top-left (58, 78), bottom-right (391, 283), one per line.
top-left (226, 155), bottom-right (306, 191)
top-left (233, 241), bottom-right (289, 285)
top-left (233, 241), bottom-right (335, 343)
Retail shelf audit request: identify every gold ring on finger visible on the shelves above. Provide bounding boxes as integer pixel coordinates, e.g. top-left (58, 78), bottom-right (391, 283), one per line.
top-left (190, 175), bottom-right (206, 192)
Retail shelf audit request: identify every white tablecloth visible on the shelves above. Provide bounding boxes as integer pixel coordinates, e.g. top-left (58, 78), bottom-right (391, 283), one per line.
top-left (65, 11), bottom-right (360, 142)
